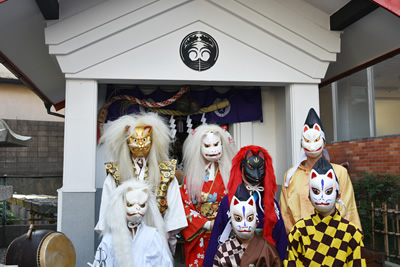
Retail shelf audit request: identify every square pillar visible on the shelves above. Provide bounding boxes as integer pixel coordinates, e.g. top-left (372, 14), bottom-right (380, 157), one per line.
top-left (58, 79), bottom-right (97, 267)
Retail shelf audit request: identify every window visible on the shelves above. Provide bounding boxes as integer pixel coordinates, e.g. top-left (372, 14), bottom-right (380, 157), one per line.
top-left (320, 53), bottom-right (400, 142)
top-left (374, 55), bottom-right (400, 136)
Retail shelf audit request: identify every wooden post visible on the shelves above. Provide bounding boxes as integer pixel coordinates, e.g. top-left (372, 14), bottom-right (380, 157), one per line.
top-left (30, 212), bottom-right (35, 225)
top-left (397, 204), bottom-right (400, 258)
top-left (393, 205), bottom-right (397, 254)
top-left (383, 202), bottom-right (389, 261)
top-left (372, 202), bottom-right (375, 249)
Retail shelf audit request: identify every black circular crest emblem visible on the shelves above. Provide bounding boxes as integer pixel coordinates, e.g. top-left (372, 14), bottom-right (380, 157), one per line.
top-left (180, 31), bottom-right (219, 71)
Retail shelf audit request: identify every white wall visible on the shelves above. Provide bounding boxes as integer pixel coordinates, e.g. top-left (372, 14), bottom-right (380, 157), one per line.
top-left (1, 63), bottom-right (64, 121)
top-left (253, 87), bottom-right (284, 186)
top-left (376, 99), bottom-right (400, 136)
top-left (0, 84), bottom-right (64, 122)
top-left (230, 86), bottom-right (288, 188)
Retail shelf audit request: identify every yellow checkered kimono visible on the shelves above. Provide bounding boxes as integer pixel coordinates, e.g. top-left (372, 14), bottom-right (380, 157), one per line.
top-left (284, 209), bottom-right (366, 267)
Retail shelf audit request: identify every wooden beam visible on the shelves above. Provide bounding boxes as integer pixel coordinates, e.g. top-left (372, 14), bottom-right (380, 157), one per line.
top-left (35, 0), bottom-right (59, 20)
top-left (330, 0), bottom-right (379, 31)
top-left (320, 48), bottom-right (400, 88)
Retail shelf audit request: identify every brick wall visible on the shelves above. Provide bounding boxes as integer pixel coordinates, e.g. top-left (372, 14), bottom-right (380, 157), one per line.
top-left (0, 119), bottom-right (64, 195)
top-left (326, 135), bottom-right (400, 180)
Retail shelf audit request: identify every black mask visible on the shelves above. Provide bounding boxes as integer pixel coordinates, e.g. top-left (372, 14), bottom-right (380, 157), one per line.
top-left (241, 149), bottom-right (265, 186)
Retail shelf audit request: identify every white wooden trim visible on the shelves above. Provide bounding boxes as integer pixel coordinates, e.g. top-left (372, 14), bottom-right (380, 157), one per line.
top-left (46, 0), bottom-right (339, 79)
top-left (285, 83), bottom-right (319, 167)
top-left (63, 79), bottom-right (98, 192)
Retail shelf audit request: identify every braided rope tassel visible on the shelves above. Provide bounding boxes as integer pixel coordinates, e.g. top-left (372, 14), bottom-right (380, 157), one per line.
top-left (98, 86), bottom-right (189, 124)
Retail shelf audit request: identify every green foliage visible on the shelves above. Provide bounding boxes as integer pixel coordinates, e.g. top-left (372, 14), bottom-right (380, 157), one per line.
top-left (354, 172), bottom-right (400, 205)
top-left (0, 202), bottom-right (17, 225)
top-left (353, 172), bottom-right (400, 255)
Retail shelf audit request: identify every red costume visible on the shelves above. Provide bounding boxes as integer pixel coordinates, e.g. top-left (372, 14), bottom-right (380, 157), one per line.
top-left (180, 170), bottom-right (226, 266)
top-left (179, 124), bottom-right (236, 267)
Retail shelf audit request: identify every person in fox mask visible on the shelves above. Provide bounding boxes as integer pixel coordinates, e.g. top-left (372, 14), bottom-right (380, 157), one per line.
top-left (180, 124), bottom-right (236, 267)
top-left (95, 112), bottom-right (187, 253)
top-left (279, 108), bottom-right (361, 234)
top-left (214, 183), bottom-right (282, 267)
top-left (90, 180), bottom-right (173, 267)
top-left (284, 157), bottom-right (366, 266)
top-left (204, 146), bottom-right (287, 267)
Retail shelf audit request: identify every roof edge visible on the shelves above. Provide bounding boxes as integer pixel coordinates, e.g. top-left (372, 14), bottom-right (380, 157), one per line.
top-left (372, 0), bottom-right (400, 17)
top-left (320, 48), bottom-right (400, 88)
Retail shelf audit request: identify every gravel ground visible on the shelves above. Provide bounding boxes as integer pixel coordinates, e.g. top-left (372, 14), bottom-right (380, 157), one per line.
top-left (0, 246), bottom-right (186, 266)
top-left (0, 247), bottom-right (6, 262)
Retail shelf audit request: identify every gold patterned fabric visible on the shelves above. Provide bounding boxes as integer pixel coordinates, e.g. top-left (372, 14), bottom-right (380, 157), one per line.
top-left (105, 163), bottom-right (122, 187)
top-left (157, 159), bottom-right (177, 216)
top-left (104, 159), bottom-right (177, 217)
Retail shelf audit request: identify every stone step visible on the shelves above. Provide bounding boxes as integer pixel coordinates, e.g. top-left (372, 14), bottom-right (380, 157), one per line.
top-left (0, 186), bottom-right (13, 202)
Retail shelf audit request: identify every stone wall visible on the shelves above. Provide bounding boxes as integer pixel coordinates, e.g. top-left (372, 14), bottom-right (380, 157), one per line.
top-left (0, 119), bottom-right (64, 195)
top-left (326, 135), bottom-right (400, 180)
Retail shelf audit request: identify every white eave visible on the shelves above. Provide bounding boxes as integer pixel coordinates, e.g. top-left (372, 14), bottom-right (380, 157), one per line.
top-left (0, 64), bottom-right (18, 80)
top-left (45, 0), bottom-right (341, 84)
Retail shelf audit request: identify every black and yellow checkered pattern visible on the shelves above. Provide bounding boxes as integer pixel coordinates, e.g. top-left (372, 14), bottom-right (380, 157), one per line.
top-left (284, 210), bottom-right (366, 266)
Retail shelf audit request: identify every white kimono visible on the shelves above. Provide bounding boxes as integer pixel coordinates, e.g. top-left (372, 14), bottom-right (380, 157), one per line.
top-left (95, 174), bottom-right (187, 251)
top-left (92, 223), bottom-right (173, 267)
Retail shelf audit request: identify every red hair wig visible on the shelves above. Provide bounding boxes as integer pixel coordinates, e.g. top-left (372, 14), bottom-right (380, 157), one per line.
top-left (227, 145), bottom-right (277, 245)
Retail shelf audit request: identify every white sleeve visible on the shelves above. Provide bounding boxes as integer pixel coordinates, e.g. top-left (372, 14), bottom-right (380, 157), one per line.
top-left (163, 177), bottom-right (187, 233)
top-left (146, 230), bottom-right (174, 267)
top-left (94, 174), bottom-right (116, 234)
top-left (92, 234), bottom-right (115, 267)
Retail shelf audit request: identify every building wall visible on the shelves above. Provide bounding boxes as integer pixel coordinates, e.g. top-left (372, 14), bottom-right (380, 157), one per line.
top-left (326, 135), bottom-right (400, 180)
top-left (0, 79), bottom-right (65, 195)
top-left (0, 119), bottom-right (64, 195)
top-left (0, 83), bottom-right (64, 121)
